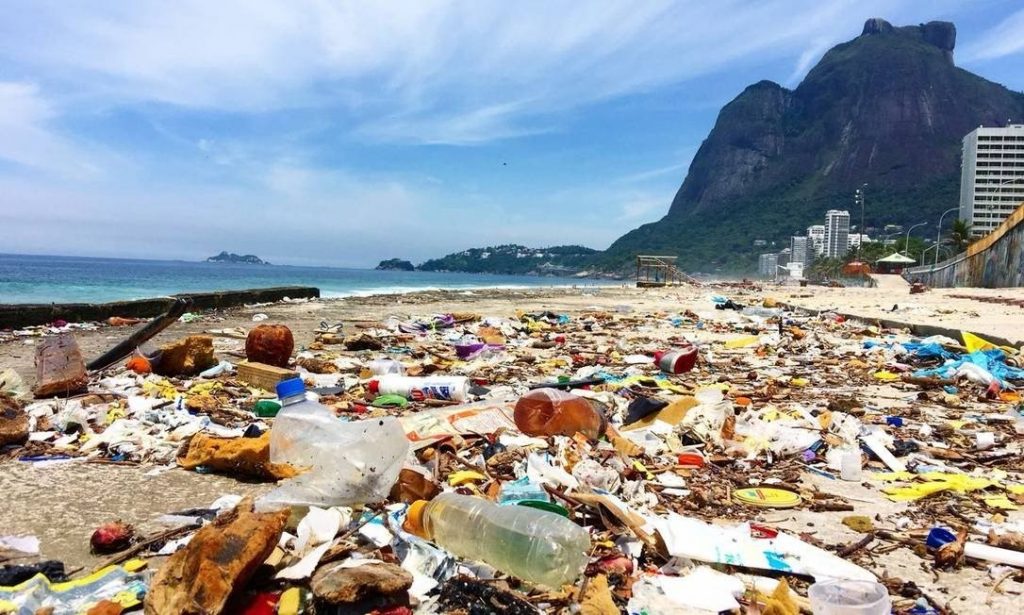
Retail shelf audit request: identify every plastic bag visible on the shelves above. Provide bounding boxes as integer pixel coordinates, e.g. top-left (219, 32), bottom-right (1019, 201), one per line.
top-left (677, 389), bottom-right (734, 446)
top-left (258, 403), bottom-right (409, 510)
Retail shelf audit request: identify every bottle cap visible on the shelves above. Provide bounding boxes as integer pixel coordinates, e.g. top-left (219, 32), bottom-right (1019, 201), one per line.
top-left (367, 379), bottom-right (380, 395)
top-left (926, 527), bottom-right (957, 549)
top-left (403, 500), bottom-right (428, 538)
top-left (275, 377), bottom-right (305, 400)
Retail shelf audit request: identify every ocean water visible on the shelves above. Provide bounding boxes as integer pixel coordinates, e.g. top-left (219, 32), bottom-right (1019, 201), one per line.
top-left (0, 254), bottom-right (607, 304)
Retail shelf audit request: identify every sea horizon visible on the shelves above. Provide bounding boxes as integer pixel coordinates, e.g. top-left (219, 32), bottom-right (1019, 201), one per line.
top-left (0, 252), bottom-right (614, 305)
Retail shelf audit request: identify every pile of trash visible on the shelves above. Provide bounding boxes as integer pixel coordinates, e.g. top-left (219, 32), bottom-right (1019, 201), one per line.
top-left (2, 289), bottom-right (1024, 614)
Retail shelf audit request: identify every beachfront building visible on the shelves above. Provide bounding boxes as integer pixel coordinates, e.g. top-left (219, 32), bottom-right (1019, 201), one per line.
top-left (807, 225), bottom-right (825, 255)
top-left (777, 248), bottom-right (791, 267)
top-left (959, 124), bottom-right (1024, 237)
top-left (758, 253), bottom-right (778, 277)
top-left (790, 235), bottom-right (814, 266)
top-left (848, 233), bottom-right (871, 249)
top-left (824, 210), bottom-right (851, 258)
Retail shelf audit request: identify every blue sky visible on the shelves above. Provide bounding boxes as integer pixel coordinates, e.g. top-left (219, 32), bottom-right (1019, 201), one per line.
top-left (2, 1), bottom-right (1024, 267)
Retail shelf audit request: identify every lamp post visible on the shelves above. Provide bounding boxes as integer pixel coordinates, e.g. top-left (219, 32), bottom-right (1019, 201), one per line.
top-left (854, 184), bottom-right (867, 260)
top-left (934, 207), bottom-right (959, 268)
top-left (982, 176), bottom-right (1024, 233)
top-left (923, 243), bottom-right (950, 263)
top-left (903, 222), bottom-right (927, 259)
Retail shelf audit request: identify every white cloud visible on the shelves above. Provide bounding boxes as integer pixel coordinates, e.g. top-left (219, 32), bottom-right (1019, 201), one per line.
top-left (614, 161), bottom-right (691, 185)
top-left (0, 82), bottom-right (100, 177)
top-left (786, 38), bottom-right (834, 86)
top-left (961, 8), bottom-right (1024, 62)
top-left (0, 0), bottom-right (941, 144)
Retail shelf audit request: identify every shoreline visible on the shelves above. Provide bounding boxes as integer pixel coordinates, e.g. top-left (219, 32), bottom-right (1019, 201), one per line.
top-left (4, 282), bottom-right (1023, 389)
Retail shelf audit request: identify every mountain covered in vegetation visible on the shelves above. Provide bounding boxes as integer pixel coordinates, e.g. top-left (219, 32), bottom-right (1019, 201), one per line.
top-left (600, 18), bottom-right (1024, 273)
top-left (385, 245), bottom-right (600, 276)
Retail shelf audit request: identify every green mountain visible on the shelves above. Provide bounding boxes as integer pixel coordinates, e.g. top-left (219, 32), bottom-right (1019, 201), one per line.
top-left (417, 244), bottom-right (599, 276)
top-left (601, 19), bottom-right (1024, 273)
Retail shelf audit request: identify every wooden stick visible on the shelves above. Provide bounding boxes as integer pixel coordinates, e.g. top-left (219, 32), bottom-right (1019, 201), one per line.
top-left (91, 522), bottom-right (201, 572)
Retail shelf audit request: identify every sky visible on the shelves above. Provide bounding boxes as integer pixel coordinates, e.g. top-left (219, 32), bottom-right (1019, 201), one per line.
top-left (2, 1), bottom-right (1024, 267)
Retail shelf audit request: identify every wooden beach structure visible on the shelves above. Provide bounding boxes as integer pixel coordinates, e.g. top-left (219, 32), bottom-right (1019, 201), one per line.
top-left (635, 255), bottom-right (701, 287)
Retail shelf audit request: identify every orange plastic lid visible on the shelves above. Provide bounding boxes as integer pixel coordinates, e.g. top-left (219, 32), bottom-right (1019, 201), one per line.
top-left (677, 452), bottom-right (705, 467)
top-left (403, 500), bottom-right (428, 537)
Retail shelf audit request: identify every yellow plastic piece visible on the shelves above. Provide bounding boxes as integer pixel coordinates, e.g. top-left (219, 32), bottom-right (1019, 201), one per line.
top-left (962, 331), bottom-right (1017, 355)
top-left (448, 470), bottom-right (487, 486)
top-left (983, 496), bottom-right (1019, 511)
top-left (880, 472), bottom-right (1000, 501)
top-left (631, 460), bottom-right (654, 480)
top-left (873, 370), bottom-right (900, 382)
top-left (962, 331), bottom-right (998, 353)
top-left (278, 587), bottom-right (303, 615)
top-left (724, 335), bottom-right (759, 349)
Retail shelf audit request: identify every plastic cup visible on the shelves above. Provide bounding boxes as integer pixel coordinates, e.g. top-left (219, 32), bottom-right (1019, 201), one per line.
top-left (808, 580), bottom-right (890, 615)
top-left (975, 432), bottom-right (995, 451)
top-left (840, 449), bottom-right (862, 482)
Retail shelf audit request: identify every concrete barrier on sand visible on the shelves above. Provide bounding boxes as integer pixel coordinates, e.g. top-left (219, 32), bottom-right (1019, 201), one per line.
top-left (0, 286), bottom-right (320, 330)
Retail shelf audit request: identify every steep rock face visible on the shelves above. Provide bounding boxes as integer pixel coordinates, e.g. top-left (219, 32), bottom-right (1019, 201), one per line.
top-left (673, 81), bottom-right (794, 207)
top-left (605, 19), bottom-right (1024, 272)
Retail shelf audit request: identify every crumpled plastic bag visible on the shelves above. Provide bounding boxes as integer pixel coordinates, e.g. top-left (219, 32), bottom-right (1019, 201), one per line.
top-left (257, 411), bottom-right (409, 511)
top-left (676, 389), bottom-right (734, 446)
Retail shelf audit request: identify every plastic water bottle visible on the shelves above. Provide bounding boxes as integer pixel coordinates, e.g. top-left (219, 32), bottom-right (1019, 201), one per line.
top-left (513, 389), bottom-right (607, 440)
top-left (367, 375), bottom-right (470, 401)
top-left (259, 378), bottom-right (409, 510)
top-left (403, 493), bottom-right (590, 587)
top-left (368, 358), bottom-right (405, 376)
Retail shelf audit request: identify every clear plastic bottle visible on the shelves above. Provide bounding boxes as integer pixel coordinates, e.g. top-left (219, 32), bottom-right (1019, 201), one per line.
top-left (404, 493), bottom-right (590, 587)
top-left (259, 378), bottom-right (409, 510)
top-left (513, 389), bottom-right (607, 440)
top-left (269, 377), bottom-right (339, 469)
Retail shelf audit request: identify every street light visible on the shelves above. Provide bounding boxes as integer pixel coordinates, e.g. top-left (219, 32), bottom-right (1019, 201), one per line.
top-left (922, 243), bottom-right (948, 262)
top-left (934, 207), bottom-right (959, 267)
top-left (903, 222), bottom-right (927, 258)
top-left (978, 176), bottom-right (1024, 234)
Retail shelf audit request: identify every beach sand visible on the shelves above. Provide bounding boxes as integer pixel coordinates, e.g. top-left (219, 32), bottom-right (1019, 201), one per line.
top-left (2, 281), bottom-right (1023, 612)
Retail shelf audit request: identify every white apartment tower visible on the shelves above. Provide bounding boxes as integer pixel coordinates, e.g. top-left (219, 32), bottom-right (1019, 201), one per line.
top-left (959, 124), bottom-right (1024, 237)
top-left (823, 210), bottom-right (850, 258)
top-left (807, 225), bottom-right (825, 255)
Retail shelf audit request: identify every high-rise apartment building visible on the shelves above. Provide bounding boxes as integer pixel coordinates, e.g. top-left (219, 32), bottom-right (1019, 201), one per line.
top-left (790, 236), bottom-right (813, 265)
top-left (824, 210), bottom-right (850, 258)
top-left (807, 225), bottom-right (825, 255)
top-left (959, 124), bottom-right (1024, 237)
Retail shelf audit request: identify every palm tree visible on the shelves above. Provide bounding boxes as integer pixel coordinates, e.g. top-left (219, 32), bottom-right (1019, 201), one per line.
top-left (948, 219), bottom-right (971, 254)
top-left (807, 257), bottom-right (843, 281)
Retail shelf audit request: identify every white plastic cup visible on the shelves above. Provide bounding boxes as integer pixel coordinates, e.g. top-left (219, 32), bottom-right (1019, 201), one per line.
top-left (808, 580), bottom-right (890, 615)
top-left (975, 432), bottom-right (996, 451)
top-left (840, 449), bottom-right (863, 482)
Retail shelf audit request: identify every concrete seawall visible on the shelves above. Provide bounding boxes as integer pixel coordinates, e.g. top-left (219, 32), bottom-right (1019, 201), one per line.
top-left (905, 201), bottom-right (1024, 288)
top-left (0, 286), bottom-right (320, 330)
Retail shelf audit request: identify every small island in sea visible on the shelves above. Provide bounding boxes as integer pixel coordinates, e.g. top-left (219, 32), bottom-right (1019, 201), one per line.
top-left (205, 251), bottom-right (270, 265)
top-left (375, 258), bottom-right (416, 271)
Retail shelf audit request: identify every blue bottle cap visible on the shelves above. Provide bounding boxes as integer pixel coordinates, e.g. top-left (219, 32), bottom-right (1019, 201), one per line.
top-left (276, 377), bottom-right (305, 400)
top-left (926, 527), bottom-right (956, 549)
